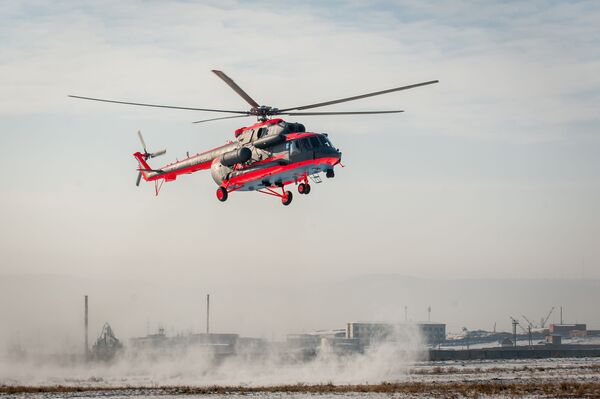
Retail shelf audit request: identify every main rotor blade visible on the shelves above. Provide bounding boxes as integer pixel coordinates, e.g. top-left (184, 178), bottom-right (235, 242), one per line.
top-left (282, 110), bottom-right (404, 116)
top-left (279, 80), bottom-right (439, 112)
top-left (192, 114), bottom-right (251, 124)
top-left (69, 95), bottom-right (247, 114)
top-left (212, 70), bottom-right (260, 108)
top-left (149, 149), bottom-right (166, 158)
top-left (137, 168), bottom-right (164, 173)
top-left (137, 130), bottom-right (147, 152)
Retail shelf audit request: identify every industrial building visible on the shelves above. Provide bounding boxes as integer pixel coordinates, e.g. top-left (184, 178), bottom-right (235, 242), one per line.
top-left (286, 329), bottom-right (351, 358)
top-left (91, 323), bottom-right (122, 361)
top-left (346, 322), bottom-right (446, 346)
top-left (76, 294), bottom-right (599, 365)
top-left (417, 322), bottom-right (447, 345)
top-left (285, 321), bottom-right (447, 358)
top-left (130, 329), bottom-right (240, 357)
top-left (549, 324), bottom-right (587, 337)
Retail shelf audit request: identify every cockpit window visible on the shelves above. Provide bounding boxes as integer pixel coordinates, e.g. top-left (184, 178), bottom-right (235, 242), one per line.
top-left (299, 138), bottom-right (312, 150)
top-left (309, 136), bottom-right (320, 148)
top-left (317, 136), bottom-right (331, 147)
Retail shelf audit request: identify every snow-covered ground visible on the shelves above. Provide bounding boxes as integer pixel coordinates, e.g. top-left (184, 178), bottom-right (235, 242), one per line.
top-left (409, 357), bottom-right (600, 384)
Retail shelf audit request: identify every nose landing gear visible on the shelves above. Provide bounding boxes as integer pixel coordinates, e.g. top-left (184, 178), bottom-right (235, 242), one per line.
top-left (298, 182), bottom-right (311, 195)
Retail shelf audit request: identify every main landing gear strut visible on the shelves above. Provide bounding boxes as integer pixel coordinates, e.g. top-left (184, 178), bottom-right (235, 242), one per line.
top-left (216, 185), bottom-right (294, 206)
top-left (216, 173), bottom-right (315, 206)
top-left (257, 186), bottom-right (293, 206)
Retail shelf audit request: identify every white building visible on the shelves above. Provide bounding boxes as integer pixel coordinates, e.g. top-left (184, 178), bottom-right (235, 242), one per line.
top-left (346, 322), bottom-right (446, 346)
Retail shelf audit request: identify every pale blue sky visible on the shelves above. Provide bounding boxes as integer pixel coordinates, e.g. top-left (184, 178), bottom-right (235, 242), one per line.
top-left (0, 1), bottom-right (599, 338)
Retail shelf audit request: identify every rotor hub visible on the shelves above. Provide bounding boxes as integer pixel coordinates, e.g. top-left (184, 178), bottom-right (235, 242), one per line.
top-left (251, 105), bottom-right (280, 120)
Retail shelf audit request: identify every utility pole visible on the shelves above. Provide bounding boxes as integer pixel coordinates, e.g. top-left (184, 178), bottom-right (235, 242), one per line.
top-left (206, 294), bottom-right (210, 334)
top-left (510, 317), bottom-right (519, 348)
top-left (427, 306), bottom-right (431, 322)
top-left (84, 295), bottom-right (89, 359)
top-left (560, 306), bottom-right (563, 324)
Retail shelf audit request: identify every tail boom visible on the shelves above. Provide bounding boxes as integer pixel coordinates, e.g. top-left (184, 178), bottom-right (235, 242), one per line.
top-left (133, 152), bottom-right (159, 182)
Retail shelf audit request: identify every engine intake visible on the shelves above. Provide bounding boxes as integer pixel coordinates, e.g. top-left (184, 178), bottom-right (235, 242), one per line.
top-left (253, 133), bottom-right (284, 149)
top-left (220, 147), bottom-right (252, 166)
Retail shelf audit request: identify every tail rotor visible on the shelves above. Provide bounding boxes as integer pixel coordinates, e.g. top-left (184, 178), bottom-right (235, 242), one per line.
top-left (136, 130), bottom-right (166, 186)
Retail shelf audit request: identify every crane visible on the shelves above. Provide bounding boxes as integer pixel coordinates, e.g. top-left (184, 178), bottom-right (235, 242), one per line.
top-left (521, 315), bottom-right (535, 329)
top-left (540, 307), bottom-right (555, 329)
top-left (521, 306), bottom-right (556, 330)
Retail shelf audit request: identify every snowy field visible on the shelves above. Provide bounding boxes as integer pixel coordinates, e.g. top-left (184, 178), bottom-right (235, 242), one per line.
top-left (1, 356), bottom-right (599, 398)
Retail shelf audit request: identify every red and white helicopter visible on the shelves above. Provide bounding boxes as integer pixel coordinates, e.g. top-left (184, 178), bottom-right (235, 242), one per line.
top-left (70, 71), bottom-right (437, 205)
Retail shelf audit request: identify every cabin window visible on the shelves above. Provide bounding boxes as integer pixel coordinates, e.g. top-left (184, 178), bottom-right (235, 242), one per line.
top-left (289, 140), bottom-right (300, 156)
top-left (257, 127), bottom-right (268, 138)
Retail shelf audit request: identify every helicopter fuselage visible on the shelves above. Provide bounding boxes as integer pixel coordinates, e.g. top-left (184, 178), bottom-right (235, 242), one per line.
top-left (134, 118), bottom-right (342, 198)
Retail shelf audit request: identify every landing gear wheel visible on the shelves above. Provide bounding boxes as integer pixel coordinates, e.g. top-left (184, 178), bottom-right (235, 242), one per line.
top-left (216, 187), bottom-right (228, 202)
top-left (304, 183), bottom-right (311, 194)
top-left (281, 191), bottom-right (293, 206)
top-left (326, 169), bottom-right (335, 178)
top-left (298, 183), bottom-right (306, 194)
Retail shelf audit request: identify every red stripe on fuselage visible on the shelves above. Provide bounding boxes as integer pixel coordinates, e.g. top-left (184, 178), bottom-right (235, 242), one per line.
top-left (226, 156), bottom-right (339, 187)
top-left (285, 133), bottom-right (317, 141)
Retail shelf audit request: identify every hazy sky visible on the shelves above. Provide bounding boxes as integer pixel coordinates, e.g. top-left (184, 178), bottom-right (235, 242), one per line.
top-left (1, 1), bottom-right (599, 341)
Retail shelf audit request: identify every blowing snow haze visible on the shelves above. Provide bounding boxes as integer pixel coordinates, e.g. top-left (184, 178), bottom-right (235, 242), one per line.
top-left (1, 274), bottom-right (600, 352)
top-left (1, 0), bottom-right (600, 366)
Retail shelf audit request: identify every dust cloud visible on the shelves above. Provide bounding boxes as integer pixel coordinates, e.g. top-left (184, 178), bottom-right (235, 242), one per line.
top-left (2, 273), bottom-right (598, 387)
top-left (1, 327), bottom-right (424, 387)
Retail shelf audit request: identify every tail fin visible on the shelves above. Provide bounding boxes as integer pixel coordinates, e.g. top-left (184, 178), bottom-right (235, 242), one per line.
top-left (134, 151), bottom-right (153, 180)
top-left (134, 131), bottom-right (166, 187)
top-left (134, 151), bottom-right (155, 187)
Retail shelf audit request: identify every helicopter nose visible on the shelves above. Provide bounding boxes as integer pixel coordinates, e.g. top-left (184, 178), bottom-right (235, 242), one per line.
top-left (319, 146), bottom-right (341, 160)
top-left (333, 147), bottom-right (342, 160)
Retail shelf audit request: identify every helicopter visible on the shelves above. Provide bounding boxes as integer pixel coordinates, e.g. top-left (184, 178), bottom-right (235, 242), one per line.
top-left (70, 70), bottom-right (438, 205)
